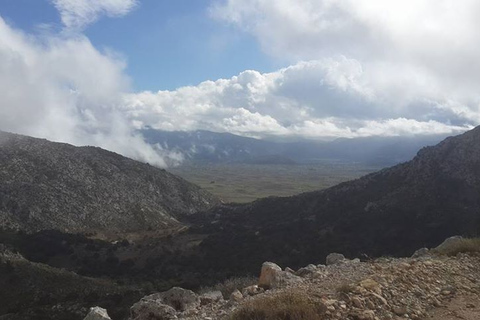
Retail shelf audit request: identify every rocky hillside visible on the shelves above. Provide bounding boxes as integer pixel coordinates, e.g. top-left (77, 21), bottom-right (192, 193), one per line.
top-left (0, 131), bottom-right (218, 235)
top-left (192, 126), bottom-right (480, 273)
top-left (81, 237), bottom-right (480, 320)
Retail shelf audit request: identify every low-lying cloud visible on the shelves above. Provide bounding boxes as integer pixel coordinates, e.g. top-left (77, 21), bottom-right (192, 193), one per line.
top-left (0, 17), bottom-right (177, 167)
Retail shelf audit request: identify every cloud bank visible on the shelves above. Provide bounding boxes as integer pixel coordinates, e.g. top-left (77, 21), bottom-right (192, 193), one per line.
top-left (124, 59), bottom-right (472, 139)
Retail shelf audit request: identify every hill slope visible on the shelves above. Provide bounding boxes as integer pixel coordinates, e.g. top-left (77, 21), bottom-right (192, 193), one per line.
top-left (0, 131), bottom-right (218, 234)
top-left (194, 127), bottom-right (480, 272)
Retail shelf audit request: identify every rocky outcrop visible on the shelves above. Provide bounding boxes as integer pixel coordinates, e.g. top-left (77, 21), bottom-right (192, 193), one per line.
top-left (0, 131), bottom-right (218, 234)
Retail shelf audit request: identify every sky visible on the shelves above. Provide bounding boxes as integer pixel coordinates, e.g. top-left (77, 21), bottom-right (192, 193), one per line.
top-left (0, 0), bottom-right (479, 166)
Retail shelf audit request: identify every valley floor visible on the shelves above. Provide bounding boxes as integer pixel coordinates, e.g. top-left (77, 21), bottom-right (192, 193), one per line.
top-left (170, 162), bottom-right (380, 203)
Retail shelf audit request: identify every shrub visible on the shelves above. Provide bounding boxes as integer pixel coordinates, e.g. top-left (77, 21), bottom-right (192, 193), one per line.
top-left (433, 237), bottom-right (480, 256)
top-left (231, 290), bottom-right (325, 320)
top-left (199, 276), bottom-right (257, 299)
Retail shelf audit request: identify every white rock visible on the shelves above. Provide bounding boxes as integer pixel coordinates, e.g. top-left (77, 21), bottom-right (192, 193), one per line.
top-left (84, 307), bottom-right (111, 320)
top-left (230, 289), bottom-right (244, 302)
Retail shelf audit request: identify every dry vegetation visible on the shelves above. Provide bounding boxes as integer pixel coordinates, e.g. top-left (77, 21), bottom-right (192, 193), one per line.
top-left (230, 290), bottom-right (326, 320)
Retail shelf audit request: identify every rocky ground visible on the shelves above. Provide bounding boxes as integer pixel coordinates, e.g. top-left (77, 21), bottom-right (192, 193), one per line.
top-left (83, 237), bottom-right (480, 320)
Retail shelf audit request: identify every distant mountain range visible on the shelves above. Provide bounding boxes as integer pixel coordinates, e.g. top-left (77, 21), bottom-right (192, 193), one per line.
top-left (0, 131), bottom-right (218, 235)
top-left (141, 128), bottom-right (451, 166)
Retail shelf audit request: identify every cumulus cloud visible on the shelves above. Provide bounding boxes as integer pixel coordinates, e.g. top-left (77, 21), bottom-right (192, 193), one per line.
top-left (123, 59), bottom-right (471, 139)
top-left (141, 0), bottom-right (475, 138)
top-left (0, 17), bottom-right (178, 167)
top-left (52, 0), bottom-right (138, 31)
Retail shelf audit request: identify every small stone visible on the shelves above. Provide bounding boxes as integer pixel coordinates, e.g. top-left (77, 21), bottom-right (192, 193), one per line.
top-left (392, 306), bottom-right (407, 315)
top-left (285, 267), bottom-right (295, 274)
top-left (242, 285), bottom-right (264, 296)
top-left (432, 297), bottom-right (442, 307)
top-left (351, 296), bottom-right (363, 308)
top-left (358, 310), bottom-right (375, 320)
top-left (365, 299), bottom-right (375, 310)
top-left (230, 289), bottom-right (243, 302)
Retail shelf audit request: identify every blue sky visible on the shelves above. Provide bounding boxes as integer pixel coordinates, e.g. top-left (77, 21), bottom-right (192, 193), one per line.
top-left (1, 0), bottom-right (276, 91)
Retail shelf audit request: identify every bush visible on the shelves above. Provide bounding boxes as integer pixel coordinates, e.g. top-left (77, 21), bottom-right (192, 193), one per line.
top-left (231, 290), bottom-right (325, 320)
top-left (199, 276), bottom-right (257, 299)
top-left (434, 237), bottom-right (480, 256)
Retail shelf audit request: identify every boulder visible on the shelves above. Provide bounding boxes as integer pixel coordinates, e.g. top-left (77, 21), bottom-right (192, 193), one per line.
top-left (258, 261), bottom-right (302, 289)
top-left (130, 299), bottom-right (177, 320)
top-left (326, 253), bottom-right (346, 265)
top-left (434, 236), bottom-right (463, 252)
top-left (84, 307), bottom-right (111, 320)
top-left (258, 262), bottom-right (282, 288)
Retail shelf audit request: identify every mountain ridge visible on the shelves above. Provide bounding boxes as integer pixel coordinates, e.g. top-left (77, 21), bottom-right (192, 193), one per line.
top-left (0, 131), bottom-right (219, 235)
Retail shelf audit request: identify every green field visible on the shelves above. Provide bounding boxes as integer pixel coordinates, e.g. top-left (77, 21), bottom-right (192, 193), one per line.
top-left (169, 162), bottom-right (382, 203)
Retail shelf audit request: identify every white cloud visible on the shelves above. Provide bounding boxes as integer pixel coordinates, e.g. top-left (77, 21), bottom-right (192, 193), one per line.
top-left (52, 0), bottom-right (138, 31)
top-left (142, 0), bottom-right (479, 139)
top-left (123, 59), bottom-right (472, 139)
top-left (0, 17), bottom-right (177, 167)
